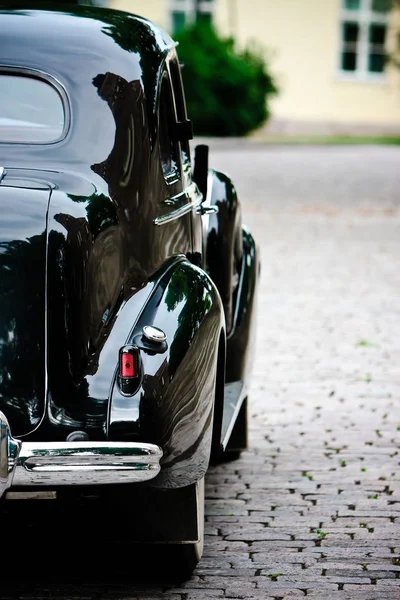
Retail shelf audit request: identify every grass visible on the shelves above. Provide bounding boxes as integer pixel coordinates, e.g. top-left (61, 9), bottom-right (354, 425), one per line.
top-left (356, 339), bottom-right (378, 348)
top-left (316, 529), bottom-right (328, 539)
top-left (248, 133), bottom-right (400, 146)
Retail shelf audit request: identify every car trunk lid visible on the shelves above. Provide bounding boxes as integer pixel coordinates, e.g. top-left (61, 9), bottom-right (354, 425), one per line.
top-left (0, 177), bottom-right (50, 436)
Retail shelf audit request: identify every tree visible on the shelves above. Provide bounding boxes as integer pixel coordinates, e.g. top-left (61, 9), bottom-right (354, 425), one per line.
top-left (174, 22), bottom-right (278, 137)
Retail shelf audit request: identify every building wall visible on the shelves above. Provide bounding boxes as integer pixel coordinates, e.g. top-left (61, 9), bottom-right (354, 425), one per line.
top-left (109, 0), bottom-right (400, 132)
top-left (110, 0), bottom-right (167, 27)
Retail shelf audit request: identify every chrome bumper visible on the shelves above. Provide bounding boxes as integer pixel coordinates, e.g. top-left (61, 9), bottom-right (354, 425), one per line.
top-left (0, 411), bottom-right (162, 499)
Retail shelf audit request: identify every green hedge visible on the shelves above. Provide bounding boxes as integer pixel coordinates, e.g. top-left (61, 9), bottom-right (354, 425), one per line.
top-left (174, 22), bottom-right (278, 137)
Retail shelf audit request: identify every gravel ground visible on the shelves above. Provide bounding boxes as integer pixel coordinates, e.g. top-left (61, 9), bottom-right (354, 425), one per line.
top-left (4, 143), bottom-right (400, 600)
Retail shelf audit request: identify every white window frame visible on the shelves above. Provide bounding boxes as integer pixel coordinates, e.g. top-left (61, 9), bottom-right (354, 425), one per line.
top-left (338, 0), bottom-right (390, 82)
top-left (169, 0), bottom-right (216, 33)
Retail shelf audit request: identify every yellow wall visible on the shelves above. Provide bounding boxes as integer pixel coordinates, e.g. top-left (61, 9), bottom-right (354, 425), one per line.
top-left (110, 0), bottom-right (400, 130)
top-left (216, 0), bottom-right (400, 129)
top-left (110, 0), bottom-right (167, 28)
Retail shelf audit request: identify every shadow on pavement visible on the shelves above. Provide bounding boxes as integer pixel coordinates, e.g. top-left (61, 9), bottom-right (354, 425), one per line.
top-left (1, 497), bottom-right (188, 595)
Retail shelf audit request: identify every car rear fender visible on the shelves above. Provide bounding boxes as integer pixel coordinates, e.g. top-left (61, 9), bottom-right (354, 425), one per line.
top-left (108, 259), bottom-right (225, 489)
top-left (226, 226), bottom-right (259, 384)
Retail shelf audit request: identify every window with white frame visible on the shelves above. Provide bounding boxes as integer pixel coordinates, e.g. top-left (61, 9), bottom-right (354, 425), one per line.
top-left (170, 0), bottom-right (215, 34)
top-left (339, 0), bottom-right (391, 78)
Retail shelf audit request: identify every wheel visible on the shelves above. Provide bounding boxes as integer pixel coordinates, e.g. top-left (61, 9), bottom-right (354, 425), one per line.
top-left (219, 448), bottom-right (242, 462)
top-left (170, 476), bottom-right (205, 581)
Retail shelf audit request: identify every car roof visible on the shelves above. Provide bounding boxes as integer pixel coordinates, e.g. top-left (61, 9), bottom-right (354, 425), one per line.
top-left (0, 5), bottom-right (175, 72)
top-left (0, 5), bottom-right (177, 169)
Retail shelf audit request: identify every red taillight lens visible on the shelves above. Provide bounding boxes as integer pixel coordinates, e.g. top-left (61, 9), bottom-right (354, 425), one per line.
top-left (120, 354), bottom-right (136, 378)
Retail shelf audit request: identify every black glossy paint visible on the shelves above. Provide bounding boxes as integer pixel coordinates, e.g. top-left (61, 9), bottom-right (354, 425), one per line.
top-left (0, 5), bottom-right (259, 489)
top-left (109, 260), bottom-right (224, 488)
top-left (0, 182), bottom-right (48, 435)
top-left (205, 170), bottom-right (243, 335)
top-left (226, 227), bottom-right (259, 385)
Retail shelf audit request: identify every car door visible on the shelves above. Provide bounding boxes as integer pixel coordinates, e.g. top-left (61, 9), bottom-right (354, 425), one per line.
top-left (157, 58), bottom-right (203, 264)
top-left (154, 67), bottom-right (191, 260)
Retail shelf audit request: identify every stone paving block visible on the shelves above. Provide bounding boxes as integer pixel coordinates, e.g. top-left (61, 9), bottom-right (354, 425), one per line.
top-left (225, 596), bottom-right (280, 600)
top-left (354, 529), bottom-right (400, 541)
top-left (328, 568), bottom-right (396, 579)
top-left (321, 538), bottom-right (398, 548)
top-left (202, 540), bottom-right (250, 552)
top-left (268, 518), bottom-right (325, 527)
top-left (224, 531), bottom-right (293, 541)
top-left (306, 566), bottom-right (370, 577)
top-left (375, 578), bottom-right (400, 587)
top-left (249, 510), bottom-right (304, 518)
top-left (250, 541), bottom-right (315, 551)
top-left (307, 547), bottom-right (385, 557)
top-left (256, 578), bottom-right (339, 590)
top-left (243, 590), bottom-right (306, 598)
top-left (257, 565), bottom-right (305, 576)
top-left (180, 592), bottom-right (224, 599)
top-left (321, 518), bottom-right (395, 528)
top-left (187, 577), bottom-right (258, 589)
top-left (366, 563), bottom-right (400, 571)
top-left (363, 570), bottom-right (397, 579)
top-left (225, 594), bottom-right (286, 600)
top-left (205, 508), bottom-right (250, 517)
top-left (338, 510), bottom-right (400, 518)
top-left (206, 515), bottom-right (266, 522)
top-left (199, 556), bottom-right (253, 567)
top-left (307, 592), bottom-right (400, 600)
top-left (219, 525), bottom-right (266, 536)
top-left (284, 575), bottom-right (372, 584)
top-left (118, 597), bottom-right (177, 600)
top-left (368, 550), bottom-right (400, 559)
top-left (219, 582), bottom-right (258, 597)
top-left (250, 552), bottom-right (319, 565)
top-left (194, 568), bottom-right (258, 577)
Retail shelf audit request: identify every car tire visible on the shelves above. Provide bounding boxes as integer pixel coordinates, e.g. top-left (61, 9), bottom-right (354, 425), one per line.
top-left (170, 475), bottom-right (205, 581)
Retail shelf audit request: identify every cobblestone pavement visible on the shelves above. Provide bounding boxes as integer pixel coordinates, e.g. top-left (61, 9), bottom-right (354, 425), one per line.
top-left (4, 143), bottom-right (400, 599)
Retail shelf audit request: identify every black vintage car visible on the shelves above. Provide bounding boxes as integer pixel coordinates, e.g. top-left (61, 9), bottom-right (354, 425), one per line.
top-left (0, 3), bottom-right (258, 577)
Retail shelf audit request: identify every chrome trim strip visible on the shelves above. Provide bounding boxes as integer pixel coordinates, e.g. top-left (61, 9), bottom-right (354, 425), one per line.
top-left (0, 65), bottom-right (71, 145)
top-left (221, 381), bottom-right (245, 450)
top-left (0, 412), bottom-right (21, 498)
top-left (0, 411), bottom-right (162, 497)
top-left (195, 204), bottom-right (218, 216)
top-left (206, 171), bottom-right (214, 205)
top-left (154, 202), bottom-right (197, 225)
top-left (163, 188), bottom-right (187, 207)
top-left (14, 441), bottom-right (162, 486)
top-left (155, 182), bottom-right (203, 226)
top-left (6, 491), bottom-right (57, 500)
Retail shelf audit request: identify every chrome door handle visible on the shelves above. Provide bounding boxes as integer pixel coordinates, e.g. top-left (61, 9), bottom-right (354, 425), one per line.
top-left (195, 205), bottom-right (219, 216)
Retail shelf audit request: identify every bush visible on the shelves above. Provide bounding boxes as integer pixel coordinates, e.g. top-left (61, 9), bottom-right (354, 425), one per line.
top-left (174, 22), bottom-right (278, 137)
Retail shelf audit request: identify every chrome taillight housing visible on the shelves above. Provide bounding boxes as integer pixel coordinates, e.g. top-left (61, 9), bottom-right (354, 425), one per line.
top-left (118, 345), bottom-right (141, 396)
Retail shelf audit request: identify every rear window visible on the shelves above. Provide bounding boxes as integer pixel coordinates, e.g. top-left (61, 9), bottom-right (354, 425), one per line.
top-left (0, 74), bottom-right (66, 143)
